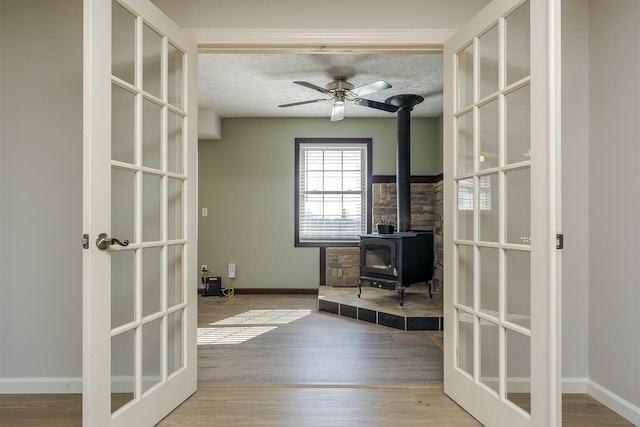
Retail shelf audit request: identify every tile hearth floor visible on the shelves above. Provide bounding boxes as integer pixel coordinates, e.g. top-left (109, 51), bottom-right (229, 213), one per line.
top-left (318, 282), bottom-right (443, 331)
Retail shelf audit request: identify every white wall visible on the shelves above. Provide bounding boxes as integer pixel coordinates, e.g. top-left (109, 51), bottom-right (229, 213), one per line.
top-left (560, 0), bottom-right (590, 383)
top-left (198, 117), bottom-right (441, 289)
top-left (561, 1), bottom-right (640, 421)
top-left (0, 0), bottom-right (83, 391)
top-left (587, 0), bottom-right (640, 417)
top-left (151, 0), bottom-right (490, 30)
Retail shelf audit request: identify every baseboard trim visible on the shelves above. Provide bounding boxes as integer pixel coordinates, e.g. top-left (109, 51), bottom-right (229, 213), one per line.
top-left (588, 379), bottom-right (640, 426)
top-left (0, 377), bottom-right (82, 394)
top-left (562, 377), bottom-right (589, 393)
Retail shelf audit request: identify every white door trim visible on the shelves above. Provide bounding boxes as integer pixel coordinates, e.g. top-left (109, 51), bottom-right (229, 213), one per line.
top-left (189, 29), bottom-right (453, 53)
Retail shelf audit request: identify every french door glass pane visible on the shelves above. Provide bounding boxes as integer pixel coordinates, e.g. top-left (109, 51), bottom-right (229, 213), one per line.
top-left (457, 310), bottom-right (474, 376)
top-left (167, 310), bottom-right (184, 376)
top-left (505, 168), bottom-right (531, 245)
top-left (111, 250), bottom-right (135, 329)
top-left (142, 318), bottom-right (162, 394)
top-left (106, 1), bottom-right (193, 423)
top-left (480, 320), bottom-right (499, 394)
top-left (142, 173), bottom-right (162, 242)
top-left (142, 23), bottom-right (162, 99)
top-left (447, 0), bottom-right (540, 422)
top-left (111, 329), bottom-right (135, 413)
top-left (479, 99), bottom-right (499, 170)
top-left (457, 245), bottom-right (474, 307)
top-left (167, 43), bottom-right (184, 109)
top-left (506, 249), bottom-right (531, 328)
top-left (506, 329), bottom-right (531, 414)
top-left (479, 247), bottom-right (499, 315)
top-left (112, 168), bottom-right (135, 243)
top-left (506, 1), bottom-right (530, 86)
top-left (167, 245), bottom-right (183, 307)
top-left (167, 111), bottom-right (184, 174)
top-left (112, 0), bottom-right (135, 85)
top-left (479, 24), bottom-right (499, 99)
top-left (142, 247), bottom-right (162, 317)
top-left (457, 43), bottom-right (474, 110)
top-left (457, 179), bottom-right (474, 241)
top-left (112, 85), bottom-right (135, 164)
top-left (505, 85), bottom-right (531, 165)
top-left (457, 112), bottom-right (474, 174)
top-left (168, 178), bottom-right (183, 240)
top-left (143, 99), bottom-right (162, 169)
top-left (479, 174), bottom-right (499, 242)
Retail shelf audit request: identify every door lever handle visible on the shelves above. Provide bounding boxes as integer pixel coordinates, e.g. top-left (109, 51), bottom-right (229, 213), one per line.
top-left (96, 233), bottom-right (130, 250)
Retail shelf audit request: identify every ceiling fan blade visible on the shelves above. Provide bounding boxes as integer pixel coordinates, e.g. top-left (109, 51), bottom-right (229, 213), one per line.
top-left (331, 103), bottom-right (345, 121)
top-left (350, 80), bottom-right (392, 97)
top-left (278, 99), bottom-right (329, 108)
top-left (294, 81), bottom-right (330, 94)
top-left (353, 98), bottom-right (399, 113)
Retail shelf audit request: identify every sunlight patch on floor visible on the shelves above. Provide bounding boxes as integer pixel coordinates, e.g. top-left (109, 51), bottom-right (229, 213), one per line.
top-left (197, 326), bottom-right (277, 345)
top-left (210, 309), bottom-right (312, 326)
top-left (198, 309), bottom-right (311, 345)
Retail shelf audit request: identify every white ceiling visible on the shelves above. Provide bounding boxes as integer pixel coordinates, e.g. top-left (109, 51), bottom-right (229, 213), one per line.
top-left (198, 53), bottom-right (444, 120)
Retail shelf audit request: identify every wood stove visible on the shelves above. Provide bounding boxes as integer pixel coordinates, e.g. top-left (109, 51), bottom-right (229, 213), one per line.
top-left (358, 231), bottom-right (434, 306)
top-left (356, 94), bottom-right (435, 306)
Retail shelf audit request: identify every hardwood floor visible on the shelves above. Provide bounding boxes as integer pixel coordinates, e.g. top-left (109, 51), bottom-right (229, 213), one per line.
top-left (158, 383), bottom-right (482, 427)
top-left (0, 293), bottom-right (634, 426)
top-left (196, 294), bottom-right (443, 384)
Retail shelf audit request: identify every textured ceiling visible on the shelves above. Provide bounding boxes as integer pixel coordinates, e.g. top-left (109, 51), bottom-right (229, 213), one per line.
top-left (198, 53), bottom-right (443, 120)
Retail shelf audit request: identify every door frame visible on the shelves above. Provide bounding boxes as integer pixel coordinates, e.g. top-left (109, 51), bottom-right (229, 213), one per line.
top-left (185, 12), bottom-right (560, 424)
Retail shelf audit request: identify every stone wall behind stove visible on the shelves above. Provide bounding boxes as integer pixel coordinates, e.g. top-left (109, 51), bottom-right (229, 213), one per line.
top-left (325, 177), bottom-right (443, 289)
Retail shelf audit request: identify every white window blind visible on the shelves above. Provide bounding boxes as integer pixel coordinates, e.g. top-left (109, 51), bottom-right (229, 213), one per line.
top-left (298, 142), bottom-right (367, 241)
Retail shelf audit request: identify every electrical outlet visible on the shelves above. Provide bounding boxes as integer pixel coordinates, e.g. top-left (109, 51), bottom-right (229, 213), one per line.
top-left (202, 208), bottom-right (208, 217)
top-left (228, 263), bottom-right (236, 279)
top-left (201, 265), bottom-right (207, 271)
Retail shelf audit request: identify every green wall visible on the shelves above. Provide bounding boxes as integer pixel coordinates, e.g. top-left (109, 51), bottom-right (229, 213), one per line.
top-left (198, 117), bottom-right (442, 289)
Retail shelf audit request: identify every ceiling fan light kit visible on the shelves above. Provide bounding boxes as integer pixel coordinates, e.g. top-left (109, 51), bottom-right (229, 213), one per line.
top-left (278, 76), bottom-right (393, 121)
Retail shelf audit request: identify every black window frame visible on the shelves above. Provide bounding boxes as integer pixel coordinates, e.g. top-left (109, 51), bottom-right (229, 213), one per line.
top-left (294, 137), bottom-right (372, 248)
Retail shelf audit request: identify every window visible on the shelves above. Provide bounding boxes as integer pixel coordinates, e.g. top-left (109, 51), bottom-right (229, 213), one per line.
top-left (295, 138), bottom-right (372, 246)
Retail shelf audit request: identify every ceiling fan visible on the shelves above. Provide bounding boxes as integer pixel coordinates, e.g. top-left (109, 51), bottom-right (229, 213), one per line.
top-left (278, 76), bottom-right (392, 121)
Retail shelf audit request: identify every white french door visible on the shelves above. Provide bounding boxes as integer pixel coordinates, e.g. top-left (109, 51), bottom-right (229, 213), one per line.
top-left (443, 0), bottom-right (561, 426)
top-left (83, 0), bottom-right (198, 425)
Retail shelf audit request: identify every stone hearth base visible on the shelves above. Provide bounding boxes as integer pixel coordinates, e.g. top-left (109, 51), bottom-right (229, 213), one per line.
top-left (318, 283), bottom-right (443, 331)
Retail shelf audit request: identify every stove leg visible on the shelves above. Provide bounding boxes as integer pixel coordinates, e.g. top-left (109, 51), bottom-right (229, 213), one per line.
top-left (395, 284), bottom-right (406, 306)
top-left (357, 280), bottom-right (362, 298)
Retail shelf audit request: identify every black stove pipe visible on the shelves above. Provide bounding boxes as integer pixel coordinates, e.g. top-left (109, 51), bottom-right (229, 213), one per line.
top-left (387, 95), bottom-right (424, 233)
top-left (396, 106), bottom-right (412, 232)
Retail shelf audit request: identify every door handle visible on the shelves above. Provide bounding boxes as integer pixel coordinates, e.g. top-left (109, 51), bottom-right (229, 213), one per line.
top-left (96, 233), bottom-right (130, 250)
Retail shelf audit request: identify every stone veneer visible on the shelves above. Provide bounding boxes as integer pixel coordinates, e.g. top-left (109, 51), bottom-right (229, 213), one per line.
top-left (325, 179), bottom-right (443, 289)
